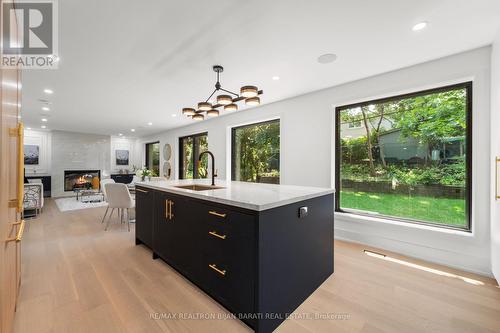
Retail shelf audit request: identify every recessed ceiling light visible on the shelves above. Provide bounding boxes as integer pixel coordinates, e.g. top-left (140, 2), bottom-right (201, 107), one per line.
top-left (317, 53), bottom-right (337, 64)
top-left (412, 21), bottom-right (427, 31)
top-left (130, 129), bottom-right (135, 132)
top-left (272, 76), bottom-right (280, 81)
top-left (44, 89), bottom-right (53, 94)
top-left (171, 114), bottom-right (177, 117)
top-left (26, 127), bottom-right (32, 130)
top-left (41, 125), bottom-right (47, 129)
top-left (41, 118), bottom-right (48, 122)
top-left (118, 133), bottom-right (123, 136)
top-left (42, 106), bottom-right (50, 111)
top-left (147, 122), bottom-right (153, 126)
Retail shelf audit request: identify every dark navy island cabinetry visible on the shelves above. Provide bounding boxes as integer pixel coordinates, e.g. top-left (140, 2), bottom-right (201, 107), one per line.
top-left (135, 182), bottom-right (334, 333)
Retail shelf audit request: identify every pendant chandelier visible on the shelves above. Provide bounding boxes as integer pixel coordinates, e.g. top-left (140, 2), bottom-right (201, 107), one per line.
top-left (182, 65), bottom-right (263, 121)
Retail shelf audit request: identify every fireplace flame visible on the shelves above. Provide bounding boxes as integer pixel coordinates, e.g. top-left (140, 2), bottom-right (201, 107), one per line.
top-left (76, 176), bottom-right (87, 184)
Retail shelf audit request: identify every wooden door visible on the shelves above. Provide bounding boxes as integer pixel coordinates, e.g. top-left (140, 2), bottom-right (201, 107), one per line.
top-left (0, 0), bottom-right (23, 331)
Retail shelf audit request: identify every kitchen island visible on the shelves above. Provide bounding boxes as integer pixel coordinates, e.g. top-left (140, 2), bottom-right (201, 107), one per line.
top-left (135, 179), bottom-right (334, 333)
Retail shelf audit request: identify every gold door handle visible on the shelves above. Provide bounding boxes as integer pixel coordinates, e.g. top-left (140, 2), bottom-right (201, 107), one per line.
top-left (208, 264), bottom-right (226, 276)
top-left (208, 211), bottom-right (226, 218)
top-left (208, 231), bottom-right (226, 240)
top-left (136, 188), bottom-right (148, 193)
top-left (10, 123), bottom-right (24, 212)
top-left (6, 220), bottom-right (25, 242)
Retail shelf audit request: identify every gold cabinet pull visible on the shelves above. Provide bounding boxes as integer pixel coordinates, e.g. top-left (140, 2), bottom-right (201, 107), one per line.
top-left (165, 199), bottom-right (174, 220)
top-left (6, 220), bottom-right (25, 242)
top-left (208, 231), bottom-right (226, 240)
top-left (165, 200), bottom-right (170, 220)
top-left (208, 264), bottom-right (226, 276)
top-left (208, 211), bottom-right (226, 218)
top-left (136, 188), bottom-right (148, 193)
top-left (169, 200), bottom-right (174, 219)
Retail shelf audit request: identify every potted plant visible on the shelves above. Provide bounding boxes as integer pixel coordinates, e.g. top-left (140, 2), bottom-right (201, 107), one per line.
top-left (136, 167), bottom-right (152, 181)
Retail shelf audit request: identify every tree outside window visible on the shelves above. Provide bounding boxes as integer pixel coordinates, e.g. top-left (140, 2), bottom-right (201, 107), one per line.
top-left (232, 120), bottom-right (280, 184)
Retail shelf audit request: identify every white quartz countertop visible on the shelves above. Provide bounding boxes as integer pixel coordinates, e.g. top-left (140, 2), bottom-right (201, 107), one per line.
top-left (135, 179), bottom-right (335, 211)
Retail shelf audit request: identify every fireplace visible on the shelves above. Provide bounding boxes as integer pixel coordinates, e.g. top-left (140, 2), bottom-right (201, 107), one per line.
top-left (64, 170), bottom-right (101, 192)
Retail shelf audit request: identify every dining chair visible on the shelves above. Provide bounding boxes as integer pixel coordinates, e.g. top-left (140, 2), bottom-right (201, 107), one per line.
top-left (104, 183), bottom-right (135, 231)
top-left (100, 178), bottom-right (115, 224)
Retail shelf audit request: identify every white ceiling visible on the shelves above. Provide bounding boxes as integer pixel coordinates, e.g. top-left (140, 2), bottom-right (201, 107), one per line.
top-left (21, 0), bottom-right (500, 137)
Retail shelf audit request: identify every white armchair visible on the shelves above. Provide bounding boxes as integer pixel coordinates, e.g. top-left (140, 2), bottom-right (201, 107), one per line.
top-left (23, 183), bottom-right (44, 217)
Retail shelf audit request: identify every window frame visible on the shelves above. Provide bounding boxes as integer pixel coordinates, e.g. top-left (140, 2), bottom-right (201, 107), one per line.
top-left (231, 119), bottom-right (281, 183)
top-left (334, 81), bottom-right (473, 232)
top-left (145, 141), bottom-right (160, 174)
top-left (178, 132), bottom-right (208, 180)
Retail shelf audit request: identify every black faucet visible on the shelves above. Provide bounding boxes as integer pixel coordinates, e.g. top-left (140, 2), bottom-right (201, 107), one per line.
top-left (199, 151), bottom-right (217, 186)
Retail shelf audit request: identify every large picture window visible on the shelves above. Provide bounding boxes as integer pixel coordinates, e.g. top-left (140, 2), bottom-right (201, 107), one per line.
top-left (231, 119), bottom-right (280, 184)
top-left (179, 133), bottom-right (208, 179)
top-left (335, 82), bottom-right (472, 230)
top-left (145, 142), bottom-right (160, 176)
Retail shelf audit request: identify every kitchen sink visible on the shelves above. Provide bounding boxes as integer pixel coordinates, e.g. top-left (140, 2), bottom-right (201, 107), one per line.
top-left (174, 184), bottom-right (225, 191)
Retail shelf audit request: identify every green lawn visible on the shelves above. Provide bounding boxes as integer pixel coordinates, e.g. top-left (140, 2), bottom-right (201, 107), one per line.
top-left (340, 190), bottom-right (466, 227)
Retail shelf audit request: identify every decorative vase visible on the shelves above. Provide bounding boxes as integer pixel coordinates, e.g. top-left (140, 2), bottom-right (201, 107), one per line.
top-left (141, 176), bottom-right (145, 181)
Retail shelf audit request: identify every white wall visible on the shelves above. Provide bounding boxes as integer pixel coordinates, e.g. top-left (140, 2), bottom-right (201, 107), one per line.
top-left (51, 130), bottom-right (111, 197)
top-left (490, 31), bottom-right (500, 281)
top-left (140, 47), bottom-right (492, 276)
top-left (110, 136), bottom-right (141, 173)
top-left (24, 130), bottom-right (142, 196)
top-left (24, 129), bottom-right (51, 176)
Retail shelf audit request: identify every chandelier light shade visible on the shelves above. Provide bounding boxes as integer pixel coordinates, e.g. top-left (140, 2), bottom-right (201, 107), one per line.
top-left (217, 95), bottom-right (233, 105)
top-left (198, 102), bottom-right (212, 111)
top-left (207, 109), bottom-right (219, 117)
top-left (182, 65), bottom-right (263, 121)
top-left (192, 114), bottom-right (204, 121)
top-left (240, 85), bottom-right (258, 98)
top-left (224, 103), bottom-right (238, 111)
top-left (245, 97), bottom-right (260, 106)
top-left (182, 108), bottom-right (196, 116)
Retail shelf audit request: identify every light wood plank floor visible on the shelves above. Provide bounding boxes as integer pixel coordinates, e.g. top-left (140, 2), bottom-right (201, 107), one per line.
top-left (13, 199), bottom-right (500, 333)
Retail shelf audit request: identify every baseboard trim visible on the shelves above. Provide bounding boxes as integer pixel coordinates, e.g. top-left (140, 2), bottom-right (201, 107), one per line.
top-left (334, 228), bottom-right (493, 278)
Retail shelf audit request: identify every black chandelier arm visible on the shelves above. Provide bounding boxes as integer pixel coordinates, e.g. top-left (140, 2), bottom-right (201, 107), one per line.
top-left (191, 89), bottom-right (264, 117)
top-left (209, 90), bottom-right (264, 109)
top-left (205, 88), bottom-right (218, 103)
top-left (219, 87), bottom-right (240, 97)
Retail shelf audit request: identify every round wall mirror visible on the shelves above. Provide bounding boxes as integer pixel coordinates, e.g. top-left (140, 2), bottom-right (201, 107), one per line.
top-left (163, 143), bottom-right (172, 161)
top-left (163, 161), bottom-right (172, 179)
